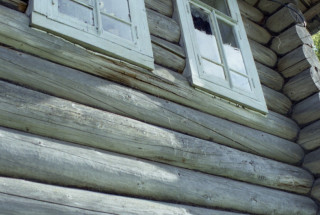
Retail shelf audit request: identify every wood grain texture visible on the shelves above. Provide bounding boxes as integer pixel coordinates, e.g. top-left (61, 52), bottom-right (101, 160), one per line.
top-left (238, 0), bottom-right (264, 23)
top-left (243, 0), bottom-right (258, 5)
top-left (0, 47), bottom-right (305, 165)
top-left (0, 177), bottom-right (248, 215)
top-left (303, 148), bottom-right (320, 175)
top-left (311, 179), bottom-right (320, 202)
top-left (271, 25), bottom-right (314, 55)
top-left (283, 67), bottom-right (320, 102)
top-left (0, 0), bottom-right (26, 12)
top-left (292, 92), bottom-right (320, 125)
top-left (0, 128), bottom-right (317, 215)
top-left (262, 85), bottom-right (292, 115)
top-left (145, 0), bottom-right (173, 17)
top-left (298, 120), bottom-right (320, 151)
top-left (0, 6), bottom-right (300, 140)
top-left (243, 16), bottom-right (271, 44)
top-left (249, 39), bottom-right (277, 67)
top-left (304, 2), bottom-right (320, 20)
top-left (256, 62), bottom-right (284, 91)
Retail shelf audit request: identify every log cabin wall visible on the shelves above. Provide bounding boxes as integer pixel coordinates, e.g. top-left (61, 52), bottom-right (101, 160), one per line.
top-left (0, 0), bottom-right (319, 214)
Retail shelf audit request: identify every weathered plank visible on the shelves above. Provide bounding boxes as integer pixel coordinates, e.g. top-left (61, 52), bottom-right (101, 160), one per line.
top-left (249, 39), bottom-right (277, 67)
top-left (283, 67), bottom-right (320, 101)
top-left (0, 128), bottom-right (317, 215)
top-left (304, 2), bottom-right (320, 20)
top-left (244, 0), bottom-right (258, 5)
top-left (266, 3), bottom-right (302, 33)
top-left (243, 16), bottom-right (271, 44)
top-left (258, 0), bottom-right (303, 14)
top-left (0, 177), bottom-right (247, 215)
top-left (238, 0), bottom-right (264, 23)
top-left (311, 179), bottom-right (320, 203)
top-left (278, 45), bottom-right (320, 78)
top-left (262, 85), bottom-right (292, 115)
top-left (0, 6), bottom-right (300, 140)
top-left (147, 8), bottom-right (180, 43)
top-left (298, 120), bottom-right (320, 151)
top-left (292, 92), bottom-right (320, 125)
top-left (145, 0), bottom-right (173, 17)
top-left (151, 35), bottom-right (186, 58)
top-left (303, 148), bottom-right (320, 175)
top-left (0, 0), bottom-right (26, 12)
top-left (256, 62), bottom-right (284, 91)
top-left (0, 81), bottom-right (310, 193)
top-left (0, 47), bottom-right (305, 165)
top-left (271, 25), bottom-right (314, 55)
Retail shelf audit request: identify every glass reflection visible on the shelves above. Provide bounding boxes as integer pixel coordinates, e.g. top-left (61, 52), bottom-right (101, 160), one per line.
top-left (58, 0), bottom-right (94, 25)
top-left (231, 72), bottom-right (251, 91)
top-left (101, 15), bottom-right (132, 41)
top-left (203, 59), bottom-right (225, 79)
top-left (200, 0), bottom-right (230, 16)
top-left (99, 0), bottom-right (131, 22)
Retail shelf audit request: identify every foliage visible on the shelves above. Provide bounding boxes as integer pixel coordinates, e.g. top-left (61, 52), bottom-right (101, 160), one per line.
top-left (313, 31), bottom-right (320, 60)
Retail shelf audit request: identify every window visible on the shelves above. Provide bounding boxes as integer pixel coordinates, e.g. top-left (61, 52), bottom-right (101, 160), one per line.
top-left (28, 0), bottom-right (154, 70)
top-left (175, 0), bottom-right (267, 113)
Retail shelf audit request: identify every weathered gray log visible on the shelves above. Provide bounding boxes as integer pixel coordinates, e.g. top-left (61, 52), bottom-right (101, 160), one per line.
top-left (298, 120), bottom-right (320, 151)
top-left (238, 0), bottom-right (264, 23)
top-left (283, 67), bottom-right (320, 101)
top-left (311, 179), bottom-right (320, 203)
top-left (244, 0), bottom-right (258, 5)
top-left (256, 62), bottom-right (284, 91)
top-left (145, 0), bottom-right (173, 17)
top-left (292, 92), bottom-right (320, 125)
top-left (262, 85), bottom-right (292, 115)
top-left (304, 2), bottom-right (320, 21)
top-left (0, 6), bottom-right (300, 140)
top-left (243, 16), bottom-right (271, 44)
top-left (0, 128), bottom-right (317, 215)
top-left (278, 45), bottom-right (320, 78)
top-left (151, 35), bottom-right (186, 72)
top-left (0, 0), bottom-right (26, 12)
top-left (266, 3), bottom-right (303, 33)
top-left (0, 81), bottom-right (310, 193)
top-left (303, 148), bottom-right (320, 175)
top-left (147, 8), bottom-right (180, 43)
top-left (0, 177), bottom-right (247, 215)
top-left (0, 47), bottom-right (305, 165)
top-left (249, 39), bottom-right (277, 67)
top-left (258, 0), bottom-right (304, 14)
top-left (271, 25), bottom-right (314, 55)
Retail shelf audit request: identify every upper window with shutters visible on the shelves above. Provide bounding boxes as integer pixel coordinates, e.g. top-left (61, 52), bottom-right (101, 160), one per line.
top-left (28, 0), bottom-right (154, 70)
top-left (175, 0), bottom-right (267, 113)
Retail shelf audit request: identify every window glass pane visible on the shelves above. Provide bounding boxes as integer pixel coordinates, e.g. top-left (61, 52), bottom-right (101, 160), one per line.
top-left (191, 4), bottom-right (221, 64)
top-left (202, 59), bottom-right (225, 79)
top-left (218, 20), bottom-right (246, 75)
top-left (231, 72), bottom-right (251, 91)
top-left (200, 0), bottom-right (230, 16)
top-left (58, 0), bottom-right (94, 25)
top-left (101, 15), bottom-right (132, 41)
top-left (99, 0), bottom-right (131, 23)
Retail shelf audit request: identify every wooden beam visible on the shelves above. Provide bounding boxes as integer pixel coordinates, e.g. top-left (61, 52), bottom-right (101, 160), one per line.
top-left (271, 25), bottom-right (314, 55)
top-left (145, 0), bottom-right (173, 17)
top-left (243, 0), bottom-right (258, 6)
top-left (0, 177), bottom-right (247, 215)
top-left (0, 5), bottom-right (300, 140)
top-left (292, 92), bottom-right (320, 125)
top-left (283, 67), bottom-right (320, 102)
top-left (304, 2), bottom-right (320, 21)
top-left (303, 148), bottom-right (320, 175)
top-left (256, 62), bottom-right (284, 91)
top-left (243, 16), bottom-right (271, 44)
top-left (298, 120), bottom-right (320, 151)
top-left (238, 0), bottom-right (264, 23)
top-left (0, 0), bottom-right (26, 12)
top-left (311, 179), bottom-right (320, 203)
top-left (0, 80), bottom-right (311, 193)
top-left (0, 47), bottom-right (305, 165)
top-left (249, 39), bottom-right (277, 67)
top-left (0, 128), bottom-right (317, 215)
top-left (262, 85), bottom-right (292, 115)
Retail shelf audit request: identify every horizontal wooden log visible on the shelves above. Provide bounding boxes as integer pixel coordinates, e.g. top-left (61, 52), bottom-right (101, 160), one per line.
top-left (303, 148), bottom-right (320, 175)
top-left (311, 179), bottom-right (320, 203)
top-left (249, 39), bottom-right (277, 67)
top-left (262, 85), bottom-right (292, 115)
top-left (0, 0), bottom-right (26, 12)
top-left (271, 25), bottom-right (314, 55)
top-left (292, 92), bottom-right (320, 125)
top-left (151, 35), bottom-right (186, 58)
top-left (238, 0), bottom-right (264, 23)
top-left (147, 8), bottom-right (180, 43)
top-left (304, 2), bottom-right (320, 20)
top-left (0, 128), bottom-right (317, 215)
top-left (266, 3), bottom-right (302, 33)
top-left (0, 6), bottom-right (300, 140)
top-left (283, 67), bottom-right (320, 102)
top-left (258, 0), bottom-right (303, 14)
top-left (145, 0), bottom-right (173, 17)
top-left (0, 47), bottom-right (304, 165)
top-left (298, 120), bottom-right (320, 151)
top-left (243, 16), bottom-right (271, 44)
top-left (244, 0), bottom-right (258, 5)
top-left (256, 62), bottom-right (284, 91)
top-left (0, 177), bottom-right (247, 215)
top-left (278, 45), bottom-right (320, 78)
top-left (0, 80), bottom-right (310, 193)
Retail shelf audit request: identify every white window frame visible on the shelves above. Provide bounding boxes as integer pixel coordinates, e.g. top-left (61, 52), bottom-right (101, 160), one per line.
top-left (175, 0), bottom-right (267, 113)
top-left (28, 0), bottom-right (154, 70)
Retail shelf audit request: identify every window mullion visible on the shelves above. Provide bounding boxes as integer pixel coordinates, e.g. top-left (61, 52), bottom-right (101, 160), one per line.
top-left (94, 0), bottom-right (102, 35)
top-left (210, 11), bottom-right (233, 89)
